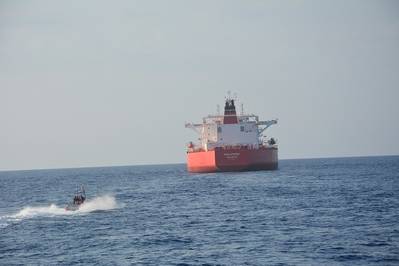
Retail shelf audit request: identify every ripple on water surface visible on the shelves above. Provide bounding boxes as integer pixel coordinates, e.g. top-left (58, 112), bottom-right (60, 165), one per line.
top-left (0, 157), bottom-right (399, 265)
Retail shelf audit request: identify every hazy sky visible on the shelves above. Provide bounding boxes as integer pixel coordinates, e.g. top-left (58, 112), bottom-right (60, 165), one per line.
top-left (1, 0), bottom-right (398, 170)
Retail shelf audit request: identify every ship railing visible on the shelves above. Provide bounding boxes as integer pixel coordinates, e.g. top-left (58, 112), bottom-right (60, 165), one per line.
top-left (187, 147), bottom-right (206, 153)
top-left (187, 143), bottom-right (278, 152)
top-left (204, 114), bottom-right (259, 123)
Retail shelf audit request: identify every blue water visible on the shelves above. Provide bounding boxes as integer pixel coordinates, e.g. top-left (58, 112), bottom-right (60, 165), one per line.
top-left (1, 156), bottom-right (398, 265)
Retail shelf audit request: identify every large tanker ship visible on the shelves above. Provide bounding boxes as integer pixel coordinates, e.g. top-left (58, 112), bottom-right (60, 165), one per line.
top-left (185, 96), bottom-right (278, 172)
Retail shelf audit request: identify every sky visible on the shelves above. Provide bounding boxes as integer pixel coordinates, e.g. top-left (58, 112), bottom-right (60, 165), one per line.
top-left (1, 0), bottom-right (398, 171)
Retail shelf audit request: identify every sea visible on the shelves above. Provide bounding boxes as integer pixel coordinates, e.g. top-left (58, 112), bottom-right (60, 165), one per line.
top-left (0, 156), bottom-right (398, 265)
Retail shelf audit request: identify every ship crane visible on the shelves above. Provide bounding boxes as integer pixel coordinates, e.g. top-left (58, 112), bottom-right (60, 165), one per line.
top-left (257, 119), bottom-right (278, 134)
top-left (257, 119), bottom-right (278, 141)
top-left (185, 123), bottom-right (203, 135)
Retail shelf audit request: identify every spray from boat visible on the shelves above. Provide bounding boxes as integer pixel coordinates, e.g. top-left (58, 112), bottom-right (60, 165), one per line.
top-left (0, 195), bottom-right (118, 226)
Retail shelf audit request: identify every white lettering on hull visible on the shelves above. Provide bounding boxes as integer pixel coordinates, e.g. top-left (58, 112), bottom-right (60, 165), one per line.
top-left (224, 152), bottom-right (240, 160)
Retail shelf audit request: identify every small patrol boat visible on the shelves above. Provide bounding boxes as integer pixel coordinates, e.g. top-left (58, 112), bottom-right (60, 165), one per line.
top-left (65, 185), bottom-right (86, 211)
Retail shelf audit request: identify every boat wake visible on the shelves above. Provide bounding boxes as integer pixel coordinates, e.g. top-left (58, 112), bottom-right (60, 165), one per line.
top-left (0, 195), bottom-right (118, 226)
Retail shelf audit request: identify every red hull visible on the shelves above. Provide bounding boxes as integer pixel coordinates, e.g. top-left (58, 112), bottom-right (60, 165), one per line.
top-left (187, 147), bottom-right (278, 173)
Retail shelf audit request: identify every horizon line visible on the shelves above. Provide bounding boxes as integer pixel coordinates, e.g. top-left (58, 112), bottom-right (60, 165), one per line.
top-left (0, 153), bottom-right (398, 173)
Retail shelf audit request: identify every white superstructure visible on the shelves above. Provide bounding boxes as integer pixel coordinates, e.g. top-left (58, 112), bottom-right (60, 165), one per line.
top-left (185, 98), bottom-right (277, 151)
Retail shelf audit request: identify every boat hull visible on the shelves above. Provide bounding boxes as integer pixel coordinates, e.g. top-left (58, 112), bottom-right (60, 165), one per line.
top-left (65, 204), bottom-right (80, 211)
top-left (65, 202), bottom-right (84, 211)
top-left (187, 147), bottom-right (278, 173)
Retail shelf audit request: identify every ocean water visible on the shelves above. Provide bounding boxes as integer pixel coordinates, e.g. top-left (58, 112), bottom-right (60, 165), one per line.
top-left (0, 156), bottom-right (398, 265)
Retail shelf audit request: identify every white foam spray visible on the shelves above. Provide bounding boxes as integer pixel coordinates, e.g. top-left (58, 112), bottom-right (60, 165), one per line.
top-left (1, 195), bottom-right (118, 224)
top-left (76, 195), bottom-right (117, 213)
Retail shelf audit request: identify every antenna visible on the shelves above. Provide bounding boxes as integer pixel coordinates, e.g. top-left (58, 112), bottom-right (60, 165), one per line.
top-left (240, 103), bottom-right (244, 115)
top-left (227, 90), bottom-right (231, 100)
top-left (216, 104), bottom-right (220, 115)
